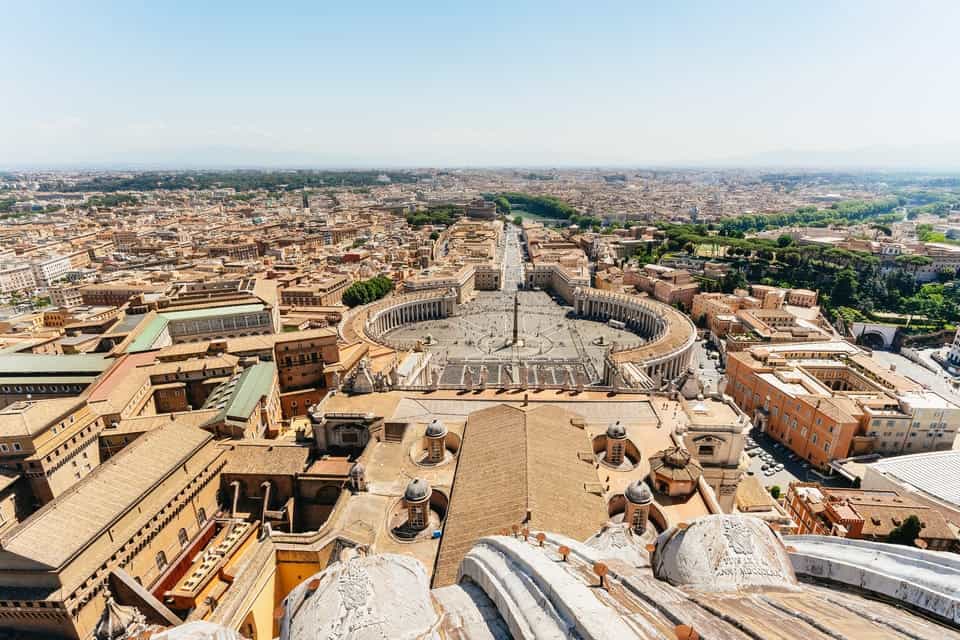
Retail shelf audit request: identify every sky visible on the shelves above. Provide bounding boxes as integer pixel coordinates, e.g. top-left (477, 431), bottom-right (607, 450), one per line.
top-left (2, 1), bottom-right (959, 169)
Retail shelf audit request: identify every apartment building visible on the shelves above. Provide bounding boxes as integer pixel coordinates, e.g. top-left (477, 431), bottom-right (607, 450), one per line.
top-left (0, 396), bottom-right (105, 507)
top-left (629, 264), bottom-right (700, 310)
top-left (0, 264), bottom-right (37, 295)
top-left (279, 273), bottom-right (351, 307)
top-left (785, 483), bottom-right (958, 551)
top-left (49, 284), bottom-right (83, 307)
top-left (692, 285), bottom-right (832, 352)
top-left (79, 281), bottom-right (170, 307)
top-left (208, 241), bottom-right (259, 261)
top-left (727, 342), bottom-right (960, 468)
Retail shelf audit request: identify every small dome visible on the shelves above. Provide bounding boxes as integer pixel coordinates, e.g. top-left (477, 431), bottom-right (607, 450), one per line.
top-left (606, 420), bottom-right (627, 440)
top-left (625, 480), bottom-right (652, 505)
top-left (349, 462), bottom-right (365, 478)
top-left (425, 418), bottom-right (447, 438)
top-left (280, 555), bottom-right (438, 640)
top-left (652, 515), bottom-right (799, 593)
top-left (404, 478), bottom-right (431, 502)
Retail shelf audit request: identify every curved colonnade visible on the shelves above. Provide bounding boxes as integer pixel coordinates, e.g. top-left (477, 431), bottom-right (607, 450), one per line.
top-left (339, 285), bottom-right (695, 391)
top-left (338, 288), bottom-right (456, 347)
top-left (573, 287), bottom-right (696, 386)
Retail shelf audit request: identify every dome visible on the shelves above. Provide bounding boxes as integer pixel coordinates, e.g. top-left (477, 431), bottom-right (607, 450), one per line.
top-left (280, 554), bottom-right (439, 640)
top-left (425, 418), bottom-right (448, 438)
top-left (649, 446), bottom-right (702, 483)
top-left (606, 420), bottom-right (627, 440)
top-left (651, 515), bottom-right (799, 593)
top-left (404, 478), bottom-right (431, 502)
top-left (624, 480), bottom-right (652, 505)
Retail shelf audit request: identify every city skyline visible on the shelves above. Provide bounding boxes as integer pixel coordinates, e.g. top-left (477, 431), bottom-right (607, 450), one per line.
top-left (3, 1), bottom-right (960, 169)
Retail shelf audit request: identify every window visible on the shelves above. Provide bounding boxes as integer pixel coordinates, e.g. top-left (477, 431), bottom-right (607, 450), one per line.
top-left (11, 443), bottom-right (20, 452)
top-left (697, 445), bottom-right (716, 457)
top-left (197, 508), bottom-right (207, 524)
top-left (0, 444), bottom-right (7, 453)
top-left (155, 551), bottom-right (167, 571)
top-left (178, 528), bottom-right (189, 547)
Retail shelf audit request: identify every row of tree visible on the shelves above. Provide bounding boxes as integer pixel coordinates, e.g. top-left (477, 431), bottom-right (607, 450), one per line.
top-left (718, 198), bottom-right (904, 235)
top-left (495, 192), bottom-right (578, 219)
top-left (660, 217), bottom-right (960, 329)
top-left (342, 276), bottom-right (394, 308)
top-left (406, 204), bottom-right (462, 228)
top-left (87, 194), bottom-right (139, 208)
top-left (42, 170), bottom-right (420, 193)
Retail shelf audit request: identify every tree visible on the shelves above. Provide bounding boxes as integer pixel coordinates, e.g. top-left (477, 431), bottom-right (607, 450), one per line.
top-left (871, 223), bottom-right (892, 237)
top-left (494, 196), bottom-right (511, 214)
top-left (342, 276), bottom-right (394, 307)
top-left (683, 242), bottom-right (696, 255)
top-left (887, 514), bottom-right (922, 547)
top-left (721, 270), bottom-right (748, 293)
top-left (831, 269), bottom-right (858, 307)
top-left (429, 231), bottom-right (439, 240)
top-left (777, 235), bottom-right (794, 248)
top-left (769, 485), bottom-right (781, 500)
top-left (512, 215), bottom-right (523, 226)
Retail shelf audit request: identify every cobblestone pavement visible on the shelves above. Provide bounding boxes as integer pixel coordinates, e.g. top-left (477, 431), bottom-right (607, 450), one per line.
top-left (387, 225), bottom-right (640, 384)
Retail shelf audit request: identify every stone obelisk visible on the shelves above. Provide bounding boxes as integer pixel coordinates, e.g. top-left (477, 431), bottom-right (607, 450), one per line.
top-left (512, 293), bottom-right (519, 344)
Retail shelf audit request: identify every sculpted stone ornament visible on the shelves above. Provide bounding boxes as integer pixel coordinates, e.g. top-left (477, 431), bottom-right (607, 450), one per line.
top-left (650, 514), bottom-right (800, 593)
top-left (279, 554), bottom-right (440, 640)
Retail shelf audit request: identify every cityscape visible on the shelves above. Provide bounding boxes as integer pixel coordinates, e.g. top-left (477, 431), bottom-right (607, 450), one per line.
top-left (2, 3), bottom-right (960, 640)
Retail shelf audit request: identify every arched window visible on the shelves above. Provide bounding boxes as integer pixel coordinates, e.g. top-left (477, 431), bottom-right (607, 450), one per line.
top-left (178, 528), bottom-right (188, 547)
top-left (155, 551), bottom-right (167, 571)
top-left (197, 507), bottom-right (207, 525)
top-left (315, 486), bottom-right (340, 505)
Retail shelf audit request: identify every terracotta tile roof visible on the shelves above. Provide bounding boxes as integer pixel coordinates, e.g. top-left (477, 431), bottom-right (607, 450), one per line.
top-left (223, 441), bottom-right (309, 476)
top-left (0, 421), bottom-right (219, 590)
top-left (432, 404), bottom-right (607, 587)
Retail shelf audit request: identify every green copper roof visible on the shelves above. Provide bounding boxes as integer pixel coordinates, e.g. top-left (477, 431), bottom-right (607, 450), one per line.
top-left (127, 304), bottom-right (266, 352)
top-left (160, 303), bottom-right (265, 321)
top-left (127, 316), bottom-right (170, 353)
top-left (203, 361), bottom-right (276, 424)
top-left (0, 353), bottom-right (111, 375)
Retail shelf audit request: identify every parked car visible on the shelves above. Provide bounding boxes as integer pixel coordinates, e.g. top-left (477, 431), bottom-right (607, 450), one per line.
top-left (761, 464), bottom-right (770, 471)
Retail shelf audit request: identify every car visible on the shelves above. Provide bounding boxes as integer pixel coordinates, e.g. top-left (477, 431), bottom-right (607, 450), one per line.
top-left (775, 463), bottom-right (784, 471)
top-left (748, 450), bottom-right (760, 457)
top-left (761, 464), bottom-right (770, 471)
top-left (764, 469), bottom-right (777, 476)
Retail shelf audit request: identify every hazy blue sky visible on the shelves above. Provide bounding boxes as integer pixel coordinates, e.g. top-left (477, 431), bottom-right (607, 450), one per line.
top-left (2, 1), bottom-right (958, 168)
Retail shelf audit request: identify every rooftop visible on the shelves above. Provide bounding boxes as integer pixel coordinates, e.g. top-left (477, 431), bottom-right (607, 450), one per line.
top-left (0, 421), bottom-right (216, 584)
top-left (869, 450), bottom-right (960, 508)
